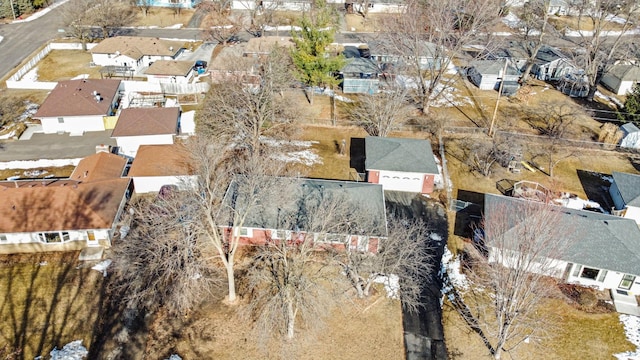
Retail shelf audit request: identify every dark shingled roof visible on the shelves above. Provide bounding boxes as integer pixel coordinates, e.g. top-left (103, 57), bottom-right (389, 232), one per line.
top-left (111, 107), bottom-right (180, 137)
top-left (365, 136), bottom-right (438, 174)
top-left (612, 171), bottom-right (640, 207)
top-left (34, 79), bottom-right (121, 118)
top-left (485, 194), bottom-right (640, 277)
top-left (224, 177), bottom-right (387, 237)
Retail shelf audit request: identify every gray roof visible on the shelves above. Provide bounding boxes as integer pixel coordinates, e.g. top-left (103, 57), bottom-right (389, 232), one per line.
top-left (365, 137), bottom-right (438, 174)
top-left (612, 171), bottom-right (640, 207)
top-left (225, 177), bottom-right (387, 237)
top-left (367, 39), bottom-right (440, 58)
top-left (341, 57), bottom-right (380, 75)
top-left (470, 59), bottom-right (520, 76)
top-left (607, 65), bottom-right (640, 82)
top-left (485, 194), bottom-right (640, 277)
top-left (621, 123), bottom-right (640, 135)
top-left (489, 42), bottom-right (568, 65)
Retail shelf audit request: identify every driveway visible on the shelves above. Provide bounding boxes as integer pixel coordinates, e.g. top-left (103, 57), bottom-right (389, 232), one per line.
top-left (0, 130), bottom-right (115, 161)
top-left (384, 191), bottom-right (449, 360)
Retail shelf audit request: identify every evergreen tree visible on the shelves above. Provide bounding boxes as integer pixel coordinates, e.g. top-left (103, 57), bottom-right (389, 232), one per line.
top-left (290, 0), bottom-right (345, 105)
top-left (621, 83), bottom-right (640, 124)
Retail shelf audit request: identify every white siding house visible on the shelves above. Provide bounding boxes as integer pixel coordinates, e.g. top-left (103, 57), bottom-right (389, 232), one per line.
top-left (467, 59), bottom-right (520, 91)
top-left (602, 65), bottom-right (640, 95)
top-left (34, 79), bottom-right (122, 134)
top-left (90, 36), bottom-right (185, 72)
top-left (484, 194), bottom-right (640, 295)
top-left (365, 137), bottom-right (440, 194)
top-left (128, 144), bottom-right (197, 194)
top-left (111, 107), bottom-right (180, 158)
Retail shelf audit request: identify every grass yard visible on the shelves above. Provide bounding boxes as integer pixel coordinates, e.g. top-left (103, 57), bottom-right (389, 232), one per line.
top-left (0, 252), bottom-right (104, 359)
top-left (36, 50), bottom-right (101, 82)
top-left (132, 7), bottom-right (195, 28)
top-left (300, 125), bottom-right (368, 180)
top-left (0, 165), bottom-right (76, 182)
top-left (444, 297), bottom-right (634, 359)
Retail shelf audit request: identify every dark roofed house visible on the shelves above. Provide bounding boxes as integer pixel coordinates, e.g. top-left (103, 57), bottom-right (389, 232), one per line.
top-left (339, 46), bottom-right (381, 94)
top-left (467, 59), bottom-right (521, 93)
top-left (34, 79), bottom-right (122, 135)
top-left (223, 177), bottom-right (387, 253)
top-left (484, 194), bottom-right (640, 313)
top-left (365, 136), bottom-right (440, 194)
top-left (145, 60), bottom-right (195, 84)
top-left (111, 107), bottom-right (181, 157)
top-left (610, 171), bottom-right (640, 225)
top-left (0, 153), bottom-right (132, 254)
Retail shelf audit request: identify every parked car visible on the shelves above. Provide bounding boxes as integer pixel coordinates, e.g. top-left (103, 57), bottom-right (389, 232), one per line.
top-left (193, 60), bottom-right (208, 74)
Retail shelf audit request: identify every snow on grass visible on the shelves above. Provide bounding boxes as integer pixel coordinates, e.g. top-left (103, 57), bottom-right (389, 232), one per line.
top-left (374, 274), bottom-right (400, 299)
top-left (502, 13), bottom-right (522, 29)
top-left (48, 340), bottom-right (88, 360)
top-left (596, 90), bottom-right (624, 108)
top-left (0, 158), bottom-right (81, 171)
top-left (71, 74), bottom-right (89, 80)
top-left (615, 314), bottom-right (640, 360)
top-left (396, 75), bottom-right (473, 108)
top-left (262, 138), bottom-right (323, 167)
top-left (21, 67), bottom-right (38, 81)
top-left (442, 248), bottom-right (469, 291)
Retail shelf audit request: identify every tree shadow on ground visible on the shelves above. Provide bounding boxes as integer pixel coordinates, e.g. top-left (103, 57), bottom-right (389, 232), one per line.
top-left (575, 169), bottom-right (614, 212)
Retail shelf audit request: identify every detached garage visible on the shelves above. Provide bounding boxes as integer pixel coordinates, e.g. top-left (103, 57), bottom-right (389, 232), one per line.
top-left (365, 137), bottom-right (440, 194)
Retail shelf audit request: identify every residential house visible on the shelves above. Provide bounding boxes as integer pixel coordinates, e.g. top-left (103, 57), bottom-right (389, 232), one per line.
top-left (467, 59), bottom-right (521, 93)
top-left (223, 177), bottom-right (387, 253)
top-left (488, 42), bottom-right (577, 80)
top-left (0, 152), bottom-right (131, 254)
top-left (232, 0), bottom-right (311, 11)
top-left (111, 107), bottom-right (181, 158)
top-left (547, 0), bottom-right (570, 15)
top-left (145, 60), bottom-right (195, 84)
top-left (343, 0), bottom-right (406, 13)
top-left (90, 36), bottom-right (185, 72)
top-left (365, 136), bottom-right (440, 194)
top-left (620, 123), bottom-right (640, 150)
top-left (609, 171), bottom-right (640, 224)
top-left (128, 144), bottom-right (197, 194)
top-left (34, 79), bottom-right (122, 135)
top-left (368, 39), bottom-right (445, 71)
top-left (137, 0), bottom-right (201, 8)
top-left (340, 46), bottom-right (381, 94)
top-left (602, 64), bottom-right (640, 95)
top-left (484, 194), bottom-right (640, 294)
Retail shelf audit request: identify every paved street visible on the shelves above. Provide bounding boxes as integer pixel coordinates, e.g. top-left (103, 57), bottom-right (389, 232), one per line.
top-left (0, 131), bottom-right (115, 161)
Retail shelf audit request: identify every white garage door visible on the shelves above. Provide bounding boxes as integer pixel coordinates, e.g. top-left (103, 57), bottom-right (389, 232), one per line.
top-left (380, 174), bottom-right (423, 193)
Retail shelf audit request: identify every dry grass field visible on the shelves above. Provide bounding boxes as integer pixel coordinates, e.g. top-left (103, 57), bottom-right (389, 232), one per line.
top-left (36, 50), bottom-right (101, 81)
top-left (132, 7), bottom-right (195, 28)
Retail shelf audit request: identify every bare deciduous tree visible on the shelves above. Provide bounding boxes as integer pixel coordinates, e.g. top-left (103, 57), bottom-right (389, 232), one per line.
top-left (201, 1), bottom-right (242, 45)
top-left (197, 46), bottom-right (299, 156)
top-left (521, 100), bottom-right (586, 138)
top-left (337, 214), bottom-right (433, 312)
top-left (86, 0), bottom-right (137, 39)
top-left (112, 195), bottom-right (220, 315)
top-left (378, 0), bottom-right (501, 113)
top-left (61, 0), bottom-right (101, 49)
top-left (515, 0), bottom-right (559, 84)
top-left (346, 87), bottom-right (413, 137)
top-left (462, 195), bottom-right (574, 359)
top-left (568, 0), bottom-right (640, 101)
top-left (530, 139), bottom-right (576, 177)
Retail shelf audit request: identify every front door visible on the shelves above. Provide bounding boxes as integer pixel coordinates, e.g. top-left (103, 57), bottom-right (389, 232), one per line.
top-left (86, 231), bottom-right (99, 247)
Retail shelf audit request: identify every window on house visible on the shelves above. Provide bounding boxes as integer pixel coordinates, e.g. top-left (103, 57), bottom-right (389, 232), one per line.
top-left (572, 264), bottom-right (582, 277)
top-left (233, 227), bottom-right (252, 237)
top-left (57, 117), bottom-right (64, 124)
top-left (39, 232), bottom-right (62, 243)
top-left (61, 232), bottom-right (70, 242)
top-left (0, 235), bottom-right (7, 242)
top-left (579, 267), bottom-right (600, 280)
top-left (87, 231), bottom-right (96, 241)
top-left (272, 230), bottom-right (291, 240)
top-left (596, 270), bottom-right (608, 282)
top-left (620, 274), bottom-right (636, 290)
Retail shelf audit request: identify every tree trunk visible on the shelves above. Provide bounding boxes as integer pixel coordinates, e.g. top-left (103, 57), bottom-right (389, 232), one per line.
top-left (286, 299), bottom-right (295, 339)
top-left (225, 260), bottom-right (237, 303)
top-left (331, 87), bottom-right (336, 126)
top-left (521, 61), bottom-right (535, 84)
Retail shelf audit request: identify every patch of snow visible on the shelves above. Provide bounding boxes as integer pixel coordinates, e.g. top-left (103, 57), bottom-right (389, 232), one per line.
top-left (430, 232), bottom-right (443, 242)
top-left (396, 76), bottom-right (473, 108)
top-left (49, 340), bottom-right (88, 360)
top-left (442, 248), bottom-right (469, 291)
top-left (615, 314), bottom-right (640, 360)
top-left (273, 150), bottom-right (322, 166)
top-left (261, 137), bottom-right (316, 148)
top-left (374, 274), bottom-right (400, 299)
top-left (19, 102), bottom-right (39, 121)
top-left (0, 35), bottom-right (3, 44)
top-left (91, 259), bottom-right (112, 277)
top-left (21, 67), bottom-right (38, 81)
top-left (166, 355), bottom-right (182, 360)
top-left (71, 74), bottom-right (89, 80)
top-left (606, 14), bottom-right (629, 25)
top-left (165, 24), bottom-right (183, 29)
top-left (0, 130), bottom-right (17, 140)
top-left (0, 158), bottom-right (82, 171)
top-left (595, 91), bottom-right (624, 108)
top-left (502, 13), bottom-right (522, 29)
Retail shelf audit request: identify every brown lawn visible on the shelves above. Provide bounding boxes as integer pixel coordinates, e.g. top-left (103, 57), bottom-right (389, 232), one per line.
top-left (36, 50), bottom-right (101, 81)
top-left (132, 7), bottom-right (195, 28)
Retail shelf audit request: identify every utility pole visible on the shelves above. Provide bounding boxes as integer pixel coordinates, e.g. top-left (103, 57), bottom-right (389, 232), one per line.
top-left (9, 0), bottom-right (16, 20)
top-left (489, 58), bottom-right (509, 138)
